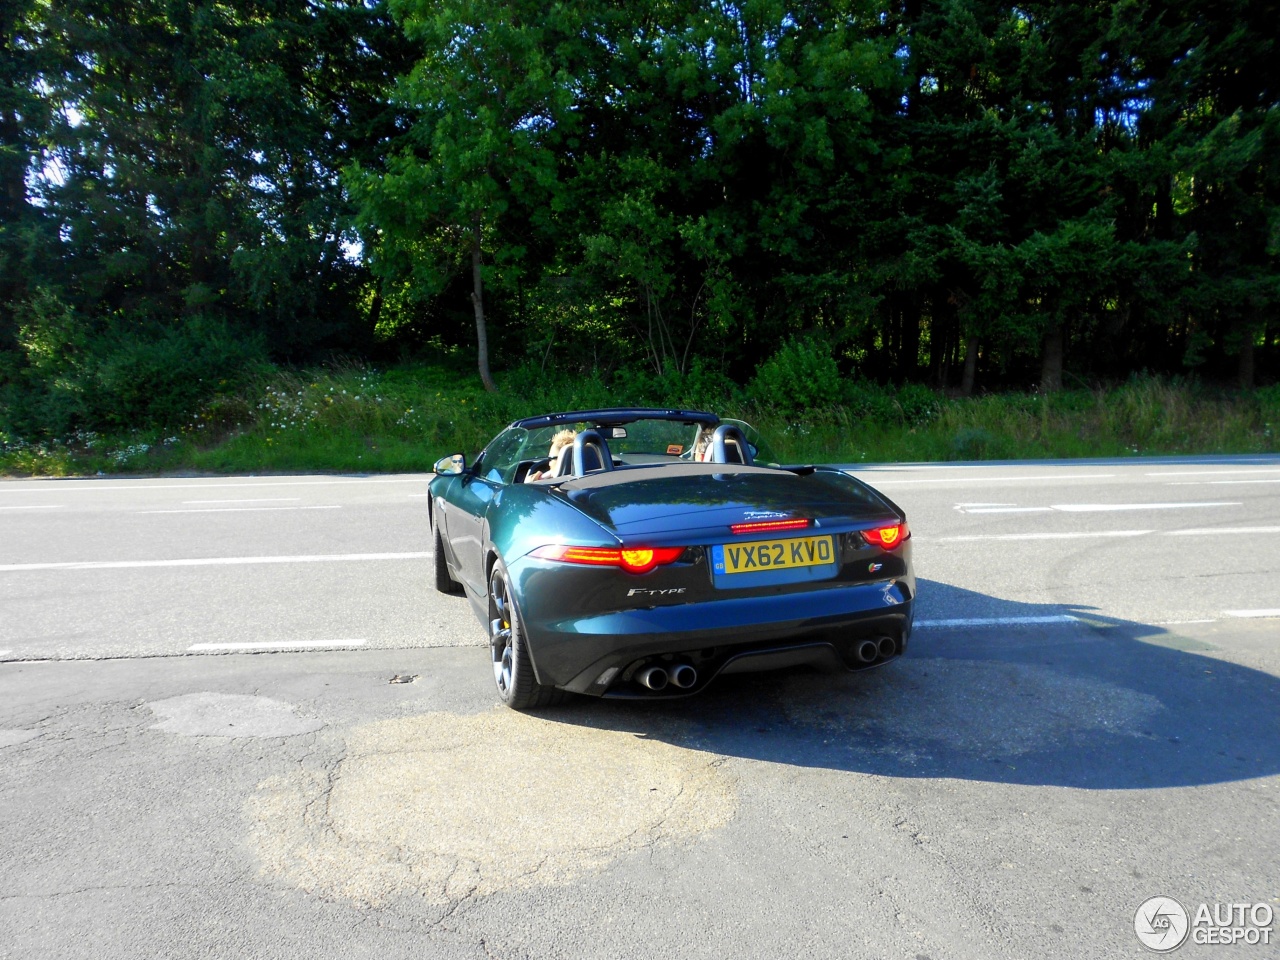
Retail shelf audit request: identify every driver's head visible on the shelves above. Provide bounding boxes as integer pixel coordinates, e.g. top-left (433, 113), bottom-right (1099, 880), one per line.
top-left (548, 428), bottom-right (577, 472)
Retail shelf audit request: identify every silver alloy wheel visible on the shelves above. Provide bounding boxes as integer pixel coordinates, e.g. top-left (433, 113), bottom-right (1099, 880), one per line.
top-left (490, 571), bottom-right (514, 695)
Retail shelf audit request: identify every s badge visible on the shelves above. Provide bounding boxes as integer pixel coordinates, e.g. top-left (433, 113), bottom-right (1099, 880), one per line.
top-left (868, 562), bottom-right (884, 573)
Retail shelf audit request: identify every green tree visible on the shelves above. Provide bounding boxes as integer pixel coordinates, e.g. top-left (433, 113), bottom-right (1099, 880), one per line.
top-left (0, 0), bottom-right (64, 349)
top-left (352, 0), bottom-right (591, 390)
top-left (25, 0), bottom-right (410, 350)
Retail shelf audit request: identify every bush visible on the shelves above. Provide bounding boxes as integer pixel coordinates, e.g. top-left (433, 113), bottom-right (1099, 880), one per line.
top-left (3, 288), bottom-right (89, 436)
top-left (840, 380), bottom-right (942, 427)
top-left (83, 318), bottom-right (271, 431)
top-left (747, 335), bottom-right (843, 418)
top-left (895, 383), bottom-right (943, 426)
top-left (950, 426), bottom-right (1004, 459)
top-left (609, 359), bottom-right (741, 411)
top-left (1255, 384), bottom-right (1280, 427)
top-left (2, 307), bottom-right (272, 439)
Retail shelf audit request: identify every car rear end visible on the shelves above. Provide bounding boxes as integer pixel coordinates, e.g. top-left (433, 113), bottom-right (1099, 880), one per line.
top-left (504, 463), bottom-right (915, 698)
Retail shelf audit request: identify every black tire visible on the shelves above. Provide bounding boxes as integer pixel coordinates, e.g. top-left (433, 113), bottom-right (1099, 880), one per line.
top-left (432, 525), bottom-right (462, 595)
top-left (489, 559), bottom-right (566, 710)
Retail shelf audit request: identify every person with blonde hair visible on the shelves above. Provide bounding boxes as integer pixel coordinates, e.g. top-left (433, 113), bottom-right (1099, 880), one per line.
top-left (525, 428), bottom-right (577, 481)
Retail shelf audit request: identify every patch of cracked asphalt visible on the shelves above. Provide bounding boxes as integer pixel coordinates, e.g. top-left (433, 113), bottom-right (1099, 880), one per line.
top-left (246, 708), bottom-right (738, 907)
top-left (0, 729), bottom-right (41, 748)
top-left (148, 692), bottom-right (324, 738)
top-left (241, 659), bottom-right (1167, 912)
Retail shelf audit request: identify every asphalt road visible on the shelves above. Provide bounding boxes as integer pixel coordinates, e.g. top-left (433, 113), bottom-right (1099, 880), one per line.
top-left (2, 456), bottom-right (1278, 959)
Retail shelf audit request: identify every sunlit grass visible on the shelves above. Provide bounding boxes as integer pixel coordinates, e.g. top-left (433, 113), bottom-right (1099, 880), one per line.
top-left (2, 364), bottom-right (1276, 476)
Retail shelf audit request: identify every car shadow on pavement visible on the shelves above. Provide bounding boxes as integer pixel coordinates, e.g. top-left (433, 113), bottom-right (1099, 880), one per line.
top-left (544, 579), bottom-right (1280, 790)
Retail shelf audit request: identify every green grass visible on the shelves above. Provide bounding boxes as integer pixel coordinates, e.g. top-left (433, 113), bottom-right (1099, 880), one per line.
top-left (2, 362), bottom-right (1277, 477)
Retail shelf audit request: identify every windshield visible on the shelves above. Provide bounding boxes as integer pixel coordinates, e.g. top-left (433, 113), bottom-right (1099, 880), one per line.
top-left (479, 415), bottom-right (777, 484)
top-left (523, 419), bottom-right (705, 461)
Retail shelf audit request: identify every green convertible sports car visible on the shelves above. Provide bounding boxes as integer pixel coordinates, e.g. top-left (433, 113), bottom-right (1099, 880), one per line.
top-left (428, 407), bottom-right (915, 709)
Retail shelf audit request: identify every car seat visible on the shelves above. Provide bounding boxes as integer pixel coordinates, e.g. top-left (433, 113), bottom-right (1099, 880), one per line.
top-left (708, 423), bottom-right (752, 465)
top-left (556, 428), bottom-right (613, 476)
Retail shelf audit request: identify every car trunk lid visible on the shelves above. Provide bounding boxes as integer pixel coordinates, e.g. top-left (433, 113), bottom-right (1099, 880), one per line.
top-left (555, 464), bottom-right (894, 539)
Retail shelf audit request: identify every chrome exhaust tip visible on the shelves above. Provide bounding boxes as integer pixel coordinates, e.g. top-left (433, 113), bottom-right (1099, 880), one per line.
top-left (877, 636), bottom-right (897, 659)
top-left (668, 664), bottom-right (697, 689)
top-left (637, 666), bottom-right (669, 691)
top-left (855, 640), bottom-right (879, 663)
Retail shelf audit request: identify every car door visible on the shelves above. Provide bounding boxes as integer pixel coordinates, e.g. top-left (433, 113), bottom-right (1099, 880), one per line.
top-left (448, 469), bottom-right (496, 595)
top-left (446, 428), bottom-right (528, 595)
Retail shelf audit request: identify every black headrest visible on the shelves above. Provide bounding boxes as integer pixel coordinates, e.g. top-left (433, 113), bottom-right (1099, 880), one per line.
top-left (709, 423), bottom-right (752, 465)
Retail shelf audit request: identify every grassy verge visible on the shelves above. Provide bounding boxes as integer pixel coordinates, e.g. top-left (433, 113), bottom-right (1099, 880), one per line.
top-left (2, 362), bottom-right (1277, 477)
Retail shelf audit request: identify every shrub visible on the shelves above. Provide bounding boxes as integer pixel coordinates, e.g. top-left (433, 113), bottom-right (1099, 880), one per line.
top-left (895, 383), bottom-right (943, 426)
top-left (842, 379), bottom-right (900, 423)
top-left (83, 318), bottom-right (271, 431)
top-left (4, 303), bottom-right (272, 439)
top-left (747, 335), bottom-right (843, 418)
top-left (609, 359), bottom-right (741, 411)
top-left (3, 288), bottom-right (89, 436)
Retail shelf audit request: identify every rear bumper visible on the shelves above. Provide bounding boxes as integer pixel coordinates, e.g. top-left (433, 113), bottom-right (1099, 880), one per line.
top-left (516, 575), bottom-right (914, 695)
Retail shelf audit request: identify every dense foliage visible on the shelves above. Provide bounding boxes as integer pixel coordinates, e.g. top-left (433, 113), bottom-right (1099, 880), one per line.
top-left (2, 0), bottom-right (1277, 440)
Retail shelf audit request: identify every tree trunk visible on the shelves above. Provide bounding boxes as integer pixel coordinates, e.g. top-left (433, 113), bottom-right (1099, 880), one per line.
top-left (470, 218), bottom-right (497, 393)
top-left (1040, 322), bottom-right (1064, 393)
top-left (1237, 324), bottom-right (1255, 390)
top-left (960, 335), bottom-right (978, 396)
top-left (900, 299), bottom-right (921, 382)
top-left (0, 107), bottom-right (28, 340)
top-left (934, 303), bottom-right (955, 390)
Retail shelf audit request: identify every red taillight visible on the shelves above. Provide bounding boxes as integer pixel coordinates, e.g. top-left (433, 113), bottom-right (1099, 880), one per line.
top-left (531, 544), bottom-right (684, 574)
top-left (729, 518), bottom-right (811, 536)
top-left (864, 522), bottom-right (909, 549)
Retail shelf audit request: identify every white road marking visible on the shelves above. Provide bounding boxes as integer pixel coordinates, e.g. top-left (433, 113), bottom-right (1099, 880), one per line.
top-left (954, 501), bottom-right (1243, 515)
top-left (1168, 479), bottom-right (1280, 486)
top-left (915, 616), bottom-right (1077, 627)
top-left (1050, 501), bottom-right (1239, 512)
top-left (139, 506), bottom-right (342, 514)
top-left (182, 498), bottom-right (302, 504)
top-left (936, 530), bottom-right (1152, 542)
top-left (0, 552), bottom-right (431, 573)
top-left (1223, 609), bottom-right (1280, 619)
top-left (0, 505), bottom-right (63, 510)
top-left (188, 640), bottom-right (368, 651)
top-left (1153, 619), bottom-right (1218, 625)
top-left (956, 506), bottom-right (1054, 514)
top-left (407, 493), bottom-right (433, 498)
top-left (0, 477), bottom-right (428, 493)
top-left (1166, 526), bottom-right (1280, 536)
top-left (863, 473), bottom-right (1115, 485)
top-left (1148, 468), bottom-right (1280, 477)
top-left (954, 503), bottom-right (1017, 507)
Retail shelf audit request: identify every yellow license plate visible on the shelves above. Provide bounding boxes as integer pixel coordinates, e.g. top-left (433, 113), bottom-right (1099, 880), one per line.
top-left (719, 535), bottom-right (835, 574)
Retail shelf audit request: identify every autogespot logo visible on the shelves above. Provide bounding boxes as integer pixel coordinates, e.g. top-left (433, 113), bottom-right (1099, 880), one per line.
top-left (1135, 896), bottom-right (1191, 953)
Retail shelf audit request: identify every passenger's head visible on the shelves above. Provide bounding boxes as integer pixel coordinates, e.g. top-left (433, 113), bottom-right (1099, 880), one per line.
top-left (694, 426), bottom-right (716, 462)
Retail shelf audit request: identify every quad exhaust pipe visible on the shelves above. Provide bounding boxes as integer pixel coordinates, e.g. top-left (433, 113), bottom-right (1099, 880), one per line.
top-left (877, 636), bottom-right (897, 658)
top-left (637, 663), bottom-right (698, 691)
top-left (668, 664), bottom-right (697, 689)
top-left (637, 666), bottom-right (668, 690)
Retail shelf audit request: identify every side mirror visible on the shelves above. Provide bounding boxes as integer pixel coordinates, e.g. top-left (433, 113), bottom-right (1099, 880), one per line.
top-left (434, 453), bottom-right (466, 476)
